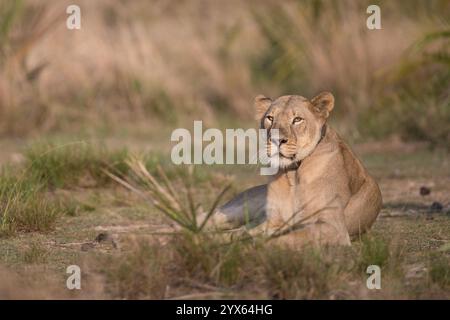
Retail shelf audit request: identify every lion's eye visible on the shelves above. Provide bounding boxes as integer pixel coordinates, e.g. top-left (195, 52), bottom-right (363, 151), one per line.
top-left (292, 117), bottom-right (304, 124)
top-left (266, 115), bottom-right (273, 122)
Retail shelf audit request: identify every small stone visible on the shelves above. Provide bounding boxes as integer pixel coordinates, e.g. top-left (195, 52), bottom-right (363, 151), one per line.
top-left (419, 186), bottom-right (431, 196)
top-left (95, 232), bottom-right (110, 243)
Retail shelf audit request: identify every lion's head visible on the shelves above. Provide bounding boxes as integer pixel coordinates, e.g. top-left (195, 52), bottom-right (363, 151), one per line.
top-left (255, 92), bottom-right (334, 169)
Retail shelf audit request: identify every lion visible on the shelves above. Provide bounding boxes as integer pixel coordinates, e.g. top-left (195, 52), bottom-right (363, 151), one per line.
top-left (209, 92), bottom-right (382, 247)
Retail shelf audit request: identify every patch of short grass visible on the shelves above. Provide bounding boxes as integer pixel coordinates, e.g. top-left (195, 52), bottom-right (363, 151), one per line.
top-left (25, 141), bottom-right (129, 188)
top-left (22, 243), bottom-right (48, 264)
top-left (143, 153), bottom-right (215, 186)
top-left (0, 171), bottom-right (60, 235)
top-left (428, 253), bottom-right (450, 288)
top-left (95, 240), bottom-right (169, 299)
top-left (358, 235), bottom-right (391, 268)
top-left (92, 232), bottom-right (362, 299)
top-left (170, 231), bottom-right (246, 287)
top-left (255, 244), bottom-right (354, 299)
top-left (59, 198), bottom-right (96, 217)
top-left (356, 233), bottom-right (404, 280)
top-left (2, 142), bottom-right (153, 236)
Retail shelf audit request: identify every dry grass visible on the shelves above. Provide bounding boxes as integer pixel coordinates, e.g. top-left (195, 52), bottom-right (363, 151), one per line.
top-left (0, 170), bottom-right (60, 235)
top-left (106, 157), bottom-right (231, 233)
top-left (25, 141), bottom-right (129, 188)
top-left (81, 230), bottom-right (449, 299)
top-left (0, 141), bottom-right (129, 235)
top-left (0, 0), bottom-right (448, 143)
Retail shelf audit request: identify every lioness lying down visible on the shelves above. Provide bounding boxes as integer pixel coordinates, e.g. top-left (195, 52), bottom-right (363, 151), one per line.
top-left (210, 92), bottom-right (382, 247)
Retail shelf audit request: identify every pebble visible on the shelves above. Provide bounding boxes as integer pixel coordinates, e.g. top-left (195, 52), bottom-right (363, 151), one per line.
top-left (419, 186), bottom-right (431, 196)
top-left (95, 232), bottom-right (111, 243)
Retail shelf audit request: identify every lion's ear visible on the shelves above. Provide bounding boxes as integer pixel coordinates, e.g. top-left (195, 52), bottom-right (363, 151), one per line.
top-left (310, 92), bottom-right (334, 118)
top-left (254, 95), bottom-right (272, 120)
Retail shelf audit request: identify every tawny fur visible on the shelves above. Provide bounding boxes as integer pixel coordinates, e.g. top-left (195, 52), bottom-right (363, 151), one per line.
top-left (210, 92), bottom-right (382, 248)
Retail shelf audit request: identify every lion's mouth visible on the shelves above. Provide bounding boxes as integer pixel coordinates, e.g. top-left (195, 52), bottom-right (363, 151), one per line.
top-left (279, 152), bottom-right (296, 160)
top-left (267, 149), bottom-right (296, 160)
top-left (267, 144), bottom-right (296, 162)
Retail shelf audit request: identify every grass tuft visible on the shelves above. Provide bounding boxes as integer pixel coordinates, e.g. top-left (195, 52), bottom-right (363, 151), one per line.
top-left (22, 243), bottom-right (48, 264)
top-left (107, 157), bottom-right (231, 233)
top-left (0, 171), bottom-right (59, 235)
top-left (25, 141), bottom-right (129, 188)
top-left (428, 253), bottom-right (450, 288)
top-left (358, 235), bottom-right (391, 269)
top-left (95, 240), bottom-right (169, 299)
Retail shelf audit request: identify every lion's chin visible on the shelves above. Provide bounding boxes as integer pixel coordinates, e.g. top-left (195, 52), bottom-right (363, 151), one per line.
top-left (269, 154), bottom-right (297, 170)
top-left (281, 156), bottom-right (299, 169)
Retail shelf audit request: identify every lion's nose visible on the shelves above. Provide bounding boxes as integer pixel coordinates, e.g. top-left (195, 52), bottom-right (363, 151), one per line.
top-left (271, 137), bottom-right (288, 146)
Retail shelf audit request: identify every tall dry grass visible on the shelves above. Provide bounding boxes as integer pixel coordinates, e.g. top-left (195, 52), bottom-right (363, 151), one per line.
top-left (0, 0), bottom-right (448, 143)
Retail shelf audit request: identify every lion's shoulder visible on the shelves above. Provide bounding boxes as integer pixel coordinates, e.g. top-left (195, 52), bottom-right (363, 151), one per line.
top-left (329, 130), bottom-right (367, 194)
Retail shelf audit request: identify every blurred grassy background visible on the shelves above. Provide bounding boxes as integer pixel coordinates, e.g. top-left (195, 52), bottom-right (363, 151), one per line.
top-left (0, 0), bottom-right (448, 145)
